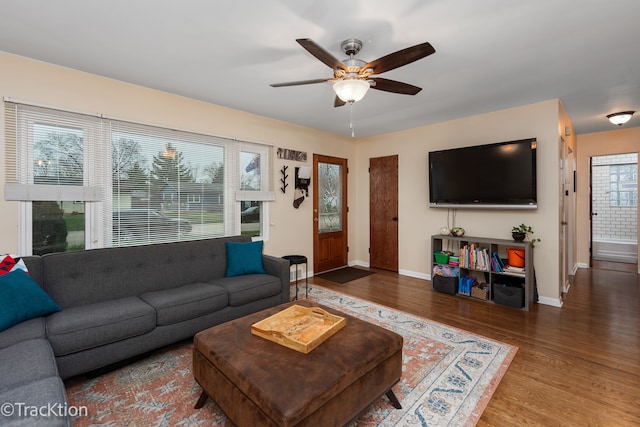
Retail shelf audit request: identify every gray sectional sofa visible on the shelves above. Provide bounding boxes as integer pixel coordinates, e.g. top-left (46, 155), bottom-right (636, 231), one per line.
top-left (0, 235), bottom-right (290, 426)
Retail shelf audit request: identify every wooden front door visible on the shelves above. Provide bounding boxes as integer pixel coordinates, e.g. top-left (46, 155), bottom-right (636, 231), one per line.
top-left (313, 154), bottom-right (348, 273)
top-left (369, 155), bottom-right (399, 271)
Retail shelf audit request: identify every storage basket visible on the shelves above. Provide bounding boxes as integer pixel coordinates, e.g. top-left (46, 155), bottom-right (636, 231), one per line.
top-left (434, 251), bottom-right (451, 264)
top-left (493, 283), bottom-right (524, 308)
top-left (471, 284), bottom-right (489, 300)
top-left (433, 275), bottom-right (457, 295)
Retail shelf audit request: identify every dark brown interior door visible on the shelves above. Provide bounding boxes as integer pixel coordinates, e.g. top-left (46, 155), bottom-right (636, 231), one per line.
top-left (369, 155), bottom-right (399, 271)
top-left (313, 154), bottom-right (348, 273)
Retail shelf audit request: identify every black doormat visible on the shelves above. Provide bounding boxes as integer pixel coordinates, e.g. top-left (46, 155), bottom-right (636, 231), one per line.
top-left (315, 267), bottom-right (374, 284)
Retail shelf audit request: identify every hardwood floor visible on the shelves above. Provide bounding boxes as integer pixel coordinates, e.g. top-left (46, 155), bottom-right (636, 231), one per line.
top-left (309, 266), bottom-right (640, 426)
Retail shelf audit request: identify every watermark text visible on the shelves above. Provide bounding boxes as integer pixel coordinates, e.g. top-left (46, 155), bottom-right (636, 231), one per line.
top-left (1, 402), bottom-right (87, 419)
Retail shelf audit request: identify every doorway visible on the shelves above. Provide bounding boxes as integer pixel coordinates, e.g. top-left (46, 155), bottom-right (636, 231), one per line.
top-left (313, 154), bottom-right (348, 273)
top-left (369, 155), bottom-right (399, 271)
top-left (589, 153), bottom-right (638, 266)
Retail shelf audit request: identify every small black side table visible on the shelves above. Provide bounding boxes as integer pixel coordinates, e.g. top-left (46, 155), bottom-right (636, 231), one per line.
top-left (282, 255), bottom-right (308, 300)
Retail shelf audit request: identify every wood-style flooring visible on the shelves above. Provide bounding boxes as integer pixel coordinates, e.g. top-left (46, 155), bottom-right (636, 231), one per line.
top-left (309, 265), bottom-right (640, 426)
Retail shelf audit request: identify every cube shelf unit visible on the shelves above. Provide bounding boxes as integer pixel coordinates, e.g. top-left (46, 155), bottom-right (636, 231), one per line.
top-left (431, 234), bottom-right (534, 311)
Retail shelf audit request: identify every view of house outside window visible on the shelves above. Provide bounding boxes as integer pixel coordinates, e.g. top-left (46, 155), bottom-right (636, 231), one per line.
top-left (111, 132), bottom-right (226, 247)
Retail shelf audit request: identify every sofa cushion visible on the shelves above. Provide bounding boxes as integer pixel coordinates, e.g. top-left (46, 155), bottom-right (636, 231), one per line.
top-left (46, 297), bottom-right (155, 356)
top-left (214, 274), bottom-right (282, 307)
top-left (225, 240), bottom-right (265, 277)
top-left (0, 269), bottom-right (61, 333)
top-left (0, 317), bottom-right (46, 350)
top-left (139, 282), bottom-right (228, 326)
top-left (0, 376), bottom-right (69, 426)
top-left (0, 339), bottom-right (58, 392)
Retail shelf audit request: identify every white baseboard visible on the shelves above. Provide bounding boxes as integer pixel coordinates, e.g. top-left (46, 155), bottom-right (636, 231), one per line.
top-left (349, 260), bottom-right (369, 268)
top-left (537, 296), bottom-right (563, 307)
top-left (399, 269), bottom-right (430, 281)
top-left (576, 262), bottom-right (589, 269)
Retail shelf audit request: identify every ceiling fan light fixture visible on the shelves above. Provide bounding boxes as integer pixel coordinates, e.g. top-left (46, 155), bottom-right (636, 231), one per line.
top-left (607, 111), bottom-right (635, 126)
top-left (333, 78), bottom-right (370, 103)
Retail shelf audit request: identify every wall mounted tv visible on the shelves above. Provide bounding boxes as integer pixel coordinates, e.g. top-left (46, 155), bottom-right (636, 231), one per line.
top-left (429, 138), bottom-right (537, 209)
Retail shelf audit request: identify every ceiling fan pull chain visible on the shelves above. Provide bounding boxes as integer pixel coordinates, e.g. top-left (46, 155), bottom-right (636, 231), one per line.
top-left (350, 101), bottom-right (355, 138)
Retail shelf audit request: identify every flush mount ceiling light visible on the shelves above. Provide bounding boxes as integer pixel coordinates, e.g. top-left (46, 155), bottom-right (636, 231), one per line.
top-left (606, 111), bottom-right (635, 126)
top-left (333, 78), bottom-right (370, 103)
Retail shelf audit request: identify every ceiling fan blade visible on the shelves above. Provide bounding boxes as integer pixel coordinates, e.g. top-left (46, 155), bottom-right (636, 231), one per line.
top-left (369, 78), bottom-right (422, 95)
top-left (270, 78), bottom-right (330, 87)
top-left (296, 38), bottom-right (347, 71)
top-left (362, 42), bottom-right (435, 75)
top-left (334, 96), bottom-right (346, 108)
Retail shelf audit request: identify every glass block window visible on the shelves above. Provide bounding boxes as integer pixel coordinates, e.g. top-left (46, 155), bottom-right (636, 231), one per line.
top-left (610, 163), bottom-right (638, 207)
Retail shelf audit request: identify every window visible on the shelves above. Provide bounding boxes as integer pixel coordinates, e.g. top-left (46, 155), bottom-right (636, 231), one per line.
top-left (610, 163), bottom-right (638, 207)
top-left (238, 150), bottom-right (271, 238)
top-left (317, 162), bottom-right (343, 232)
top-left (5, 101), bottom-right (273, 254)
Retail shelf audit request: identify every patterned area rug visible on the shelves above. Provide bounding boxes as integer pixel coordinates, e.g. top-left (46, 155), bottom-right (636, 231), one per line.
top-left (65, 285), bottom-right (517, 426)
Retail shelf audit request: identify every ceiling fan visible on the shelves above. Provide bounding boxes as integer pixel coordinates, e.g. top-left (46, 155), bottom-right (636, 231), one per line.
top-left (271, 38), bottom-right (436, 107)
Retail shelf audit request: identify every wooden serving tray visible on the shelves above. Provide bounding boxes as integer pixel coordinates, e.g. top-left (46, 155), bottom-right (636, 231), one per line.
top-left (251, 305), bottom-right (346, 354)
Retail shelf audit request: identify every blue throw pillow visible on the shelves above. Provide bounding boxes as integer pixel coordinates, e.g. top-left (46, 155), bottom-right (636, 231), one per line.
top-left (225, 240), bottom-right (265, 277)
top-left (0, 269), bottom-right (61, 332)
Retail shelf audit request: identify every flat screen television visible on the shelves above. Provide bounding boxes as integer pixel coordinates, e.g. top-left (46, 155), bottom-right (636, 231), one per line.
top-left (429, 138), bottom-right (537, 209)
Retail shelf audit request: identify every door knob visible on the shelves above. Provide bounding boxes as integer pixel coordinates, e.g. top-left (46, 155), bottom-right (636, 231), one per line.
top-left (392, 217), bottom-right (398, 221)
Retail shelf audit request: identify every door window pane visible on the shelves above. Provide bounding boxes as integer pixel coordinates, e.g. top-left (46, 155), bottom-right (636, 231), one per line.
top-left (318, 162), bottom-right (342, 233)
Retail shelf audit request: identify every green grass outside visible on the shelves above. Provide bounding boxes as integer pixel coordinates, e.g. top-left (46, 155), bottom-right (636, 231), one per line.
top-left (64, 214), bottom-right (85, 232)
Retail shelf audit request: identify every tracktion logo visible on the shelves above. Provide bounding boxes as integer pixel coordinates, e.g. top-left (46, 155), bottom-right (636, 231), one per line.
top-left (1, 402), bottom-right (88, 418)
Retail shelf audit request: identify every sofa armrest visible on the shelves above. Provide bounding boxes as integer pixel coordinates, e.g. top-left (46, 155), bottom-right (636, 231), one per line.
top-left (262, 255), bottom-right (290, 303)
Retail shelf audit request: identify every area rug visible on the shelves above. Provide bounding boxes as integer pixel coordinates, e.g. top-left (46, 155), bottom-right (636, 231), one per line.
top-left (65, 285), bottom-right (517, 426)
top-left (315, 266), bottom-right (374, 284)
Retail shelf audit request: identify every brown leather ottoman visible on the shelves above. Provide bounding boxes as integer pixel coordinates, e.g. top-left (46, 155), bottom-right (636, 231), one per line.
top-left (193, 300), bottom-right (403, 426)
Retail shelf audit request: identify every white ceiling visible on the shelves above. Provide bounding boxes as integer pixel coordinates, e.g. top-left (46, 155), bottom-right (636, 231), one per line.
top-left (1, 0), bottom-right (639, 138)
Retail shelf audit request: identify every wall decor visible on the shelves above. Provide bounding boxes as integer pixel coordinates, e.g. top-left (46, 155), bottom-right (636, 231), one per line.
top-left (280, 166), bottom-right (289, 193)
top-left (277, 148), bottom-right (307, 162)
top-left (293, 166), bottom-right (311, 209)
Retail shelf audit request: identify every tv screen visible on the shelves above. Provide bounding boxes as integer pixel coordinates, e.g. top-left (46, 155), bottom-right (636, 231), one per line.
top-left (429, 138), bottom-right (537, 209)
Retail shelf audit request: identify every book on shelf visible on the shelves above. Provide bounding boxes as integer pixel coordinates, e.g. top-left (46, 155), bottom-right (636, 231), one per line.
top-left (459, 244), bottom-right (490, 271)
top-left (491, 251), bottom-right (505, 272)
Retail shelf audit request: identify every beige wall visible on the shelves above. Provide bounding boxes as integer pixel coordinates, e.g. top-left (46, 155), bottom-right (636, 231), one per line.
top-left (1, 52), bottom-right (569, 305)
top-left (576, 127), bottom-right (640, 270)
top-left (355, 99), bottom-right (566, 305)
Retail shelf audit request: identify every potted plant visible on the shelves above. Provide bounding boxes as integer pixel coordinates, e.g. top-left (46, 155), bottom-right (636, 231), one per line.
top-left (511, 223), bottom-right (541, 246)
